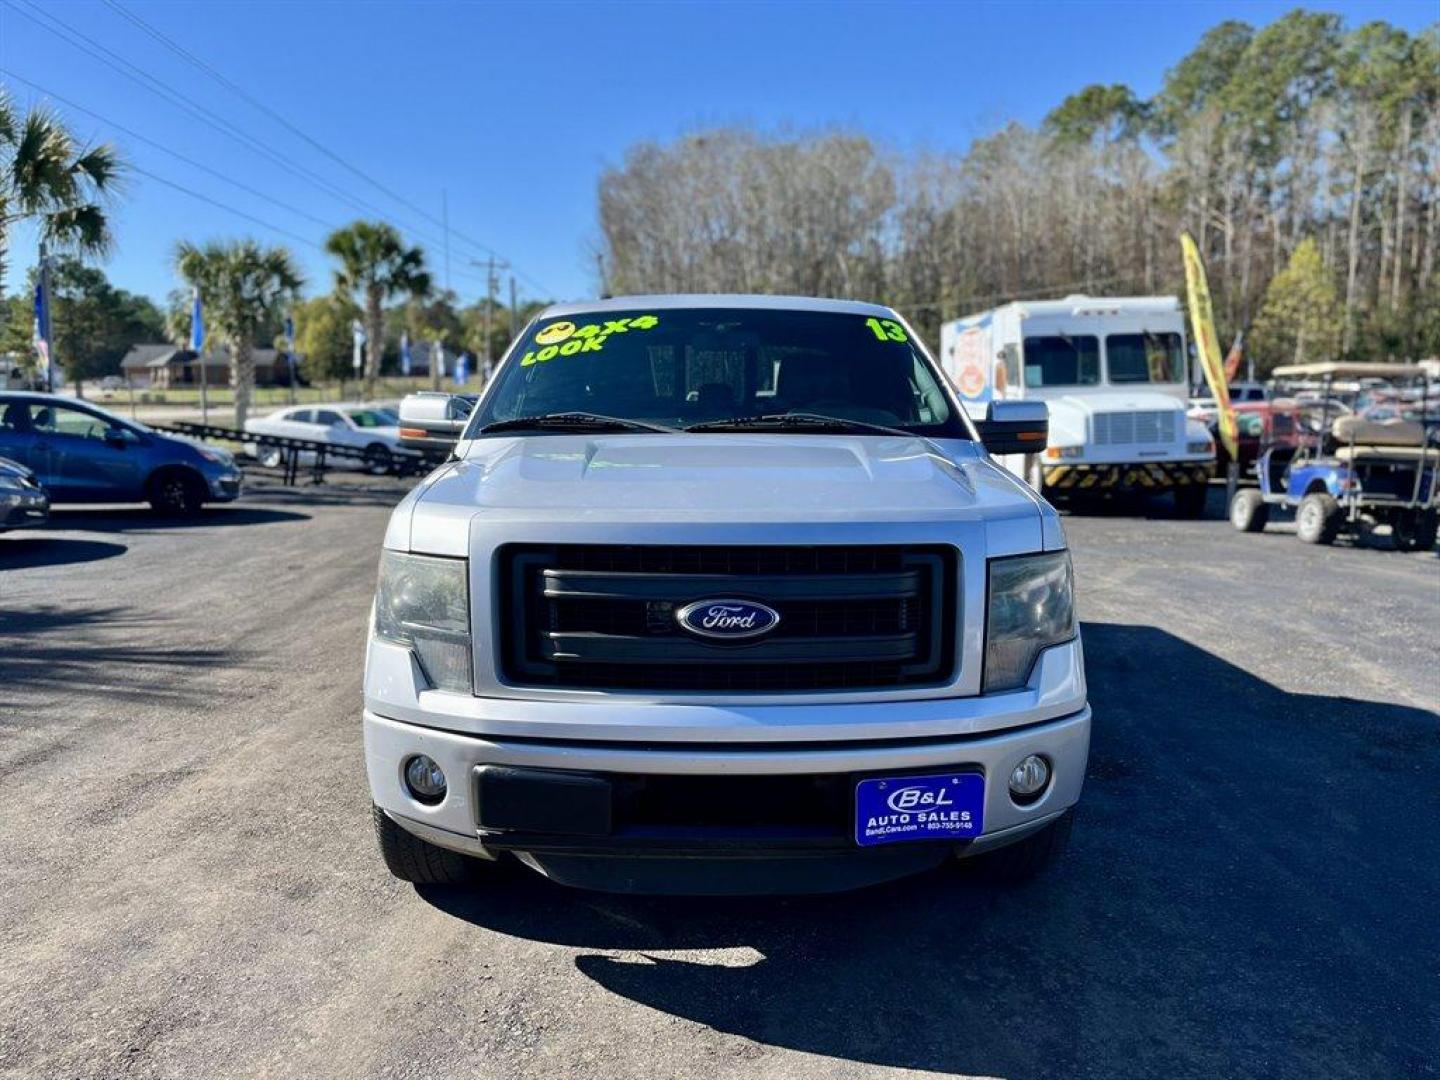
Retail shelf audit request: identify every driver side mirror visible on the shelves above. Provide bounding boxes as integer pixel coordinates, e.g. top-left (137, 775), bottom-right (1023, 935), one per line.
top-left (975, 400), bottom-right (1048, 456)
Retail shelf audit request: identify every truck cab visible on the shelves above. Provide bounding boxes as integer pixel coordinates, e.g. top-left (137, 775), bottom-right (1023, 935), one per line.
top-left (941, 296), bottom-right (1216, 515)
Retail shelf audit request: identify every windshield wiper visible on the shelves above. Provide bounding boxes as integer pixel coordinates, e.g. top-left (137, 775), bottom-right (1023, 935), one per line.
top-left (686, 412), bottom-right (916, 437)
top-left (477, 412), bottom-right (680, 435)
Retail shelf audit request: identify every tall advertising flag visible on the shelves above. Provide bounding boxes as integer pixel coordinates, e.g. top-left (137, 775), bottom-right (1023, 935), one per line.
top-left (1222, 331), bottom-right (1244, 383)
top-left (400, 332), bottom-right (412, 377)
top-left (454, 350), bottom-right (468, 386)
top-left (190, 287), bottom-right (205, 352)
top-left (1180, 232), bottom-right (1237, 461)
top-left (351, 319), bottom-right (366, 373)
top-left (32, 279), bottom-right (53, 386)
top-left (284, 314), bottom-right (297, 382)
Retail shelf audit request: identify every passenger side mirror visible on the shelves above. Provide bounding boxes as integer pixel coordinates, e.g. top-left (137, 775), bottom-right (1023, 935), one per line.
top-left (397, 392), bottom-right (476, 449)
top-left (104, 426), bottom-right (131, 447)
top-left (975, 400), bottom-right (1048, 456)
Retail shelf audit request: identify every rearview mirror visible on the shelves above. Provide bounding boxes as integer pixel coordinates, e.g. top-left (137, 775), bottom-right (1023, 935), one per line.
top-left (975, 400), bottom-right (1048, 456)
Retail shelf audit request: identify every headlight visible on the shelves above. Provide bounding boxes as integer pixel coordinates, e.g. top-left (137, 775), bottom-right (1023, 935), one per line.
top-left (1186, 440), bottom-right (1214, 455)
top-left (984, 551), bottom-right (1076, 693)
top-left (374, 550), bottom-right (473, 693)
top-left (195, 444), bottom-right (234, 465)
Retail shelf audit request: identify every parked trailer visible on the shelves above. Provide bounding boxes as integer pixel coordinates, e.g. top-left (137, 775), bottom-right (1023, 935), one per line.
top-left (151, 422), bottom-right (433, 486)
top-left (940, 296), bottom-right (1217, 516)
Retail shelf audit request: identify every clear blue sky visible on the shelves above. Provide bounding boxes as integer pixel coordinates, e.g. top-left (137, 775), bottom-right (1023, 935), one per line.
top-left (2, 0), bottom-right (1435, 308)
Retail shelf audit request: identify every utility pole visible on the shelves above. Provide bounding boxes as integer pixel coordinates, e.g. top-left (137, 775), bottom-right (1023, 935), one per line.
top-left (508, 274), bottom-right (518, 349)
top-left (472, 255), bottom-right (509, 370)
top-left (442, 189), bottom-right (451, 294)
top-left (596, 252), bottom-right (607, 298)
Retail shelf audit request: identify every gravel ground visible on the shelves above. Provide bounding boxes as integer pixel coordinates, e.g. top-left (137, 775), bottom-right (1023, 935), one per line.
top-left (1, 480), bottom-right (1436, 1080)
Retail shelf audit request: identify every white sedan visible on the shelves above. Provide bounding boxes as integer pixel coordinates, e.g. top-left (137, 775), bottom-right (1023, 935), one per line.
top-left (243, 403), bottom-right (420, 474)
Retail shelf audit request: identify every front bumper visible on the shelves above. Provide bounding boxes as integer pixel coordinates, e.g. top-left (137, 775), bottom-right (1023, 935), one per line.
top-left (1043, 459), bottom-right (1212, 493)
top-left (0, 488), bottom-right (50, 530)
top-left (208, 470), bottom-right (242, 501)
top-left (365, 704), bottom-right (1091, 889)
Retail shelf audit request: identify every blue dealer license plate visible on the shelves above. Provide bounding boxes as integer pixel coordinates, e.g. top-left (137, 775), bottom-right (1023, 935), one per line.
top-left (855, 772), bottom-right (984, 847)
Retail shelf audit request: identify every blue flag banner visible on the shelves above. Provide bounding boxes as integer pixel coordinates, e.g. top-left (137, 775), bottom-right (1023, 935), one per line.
top-left (400, 332), bottom-right (412, 376)
top-left (190, 287), bottom-right (205, 353)
top-left (284, 315), bottom-right (296, 379)
top-left (33, 280), bottom-right (52, 382)
top-left (454, 351), bottom-right (469, 386)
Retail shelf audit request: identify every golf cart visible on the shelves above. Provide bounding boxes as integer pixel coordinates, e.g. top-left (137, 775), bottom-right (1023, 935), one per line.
top-left (1229, 362), bottom-right (1437, 550)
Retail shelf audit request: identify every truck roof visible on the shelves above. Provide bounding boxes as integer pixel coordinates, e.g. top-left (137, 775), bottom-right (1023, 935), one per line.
top-left (538, 294), bottom-right (899, 320)
top-left (1006, 295), bottom-right (1181, 318)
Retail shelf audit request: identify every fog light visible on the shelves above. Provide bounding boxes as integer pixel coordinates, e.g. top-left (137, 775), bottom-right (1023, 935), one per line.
top-left (404, 754), bottom-right (447, 803)
top-left (1009, 754), bottom-right (1050, 799)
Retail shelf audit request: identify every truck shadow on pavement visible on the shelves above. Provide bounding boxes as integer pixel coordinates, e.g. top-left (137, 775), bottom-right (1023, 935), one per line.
top-left (43, 506), bottom-right (309, 532)
top-left (419, 622), bottom-right (1439, 1079)
top-left (0, 537), bottom-right (127, 569)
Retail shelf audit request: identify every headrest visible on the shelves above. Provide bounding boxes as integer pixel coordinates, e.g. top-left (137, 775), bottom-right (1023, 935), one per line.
top-left (1331, 415), bottom-right (1424, 447)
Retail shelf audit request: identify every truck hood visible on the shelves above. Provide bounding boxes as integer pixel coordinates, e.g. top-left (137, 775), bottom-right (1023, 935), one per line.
top-left (401, 433), bottom-right (1044, 533)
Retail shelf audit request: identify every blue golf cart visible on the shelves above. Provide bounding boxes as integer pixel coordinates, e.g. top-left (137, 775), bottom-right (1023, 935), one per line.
top-left (1229, 362), bottom-right (1437, 551)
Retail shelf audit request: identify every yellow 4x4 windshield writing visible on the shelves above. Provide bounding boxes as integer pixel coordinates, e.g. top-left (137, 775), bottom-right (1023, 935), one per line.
top-left (476, 308), bottom-right (966, 439)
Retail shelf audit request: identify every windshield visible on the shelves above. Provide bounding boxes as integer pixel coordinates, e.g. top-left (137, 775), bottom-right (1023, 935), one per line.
top-left (347, 409), bottom-right (392, 428)
top-left (1024, 335), bottom-right (1099, 387)
top-left (470, 307), bottom-right (968, 438)
top-left (1107, 332), bottom-right (1185, 385)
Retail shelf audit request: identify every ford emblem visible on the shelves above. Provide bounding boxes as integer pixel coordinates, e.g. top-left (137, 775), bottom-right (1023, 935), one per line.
top-left (676, 599), bottom-right (780, 640)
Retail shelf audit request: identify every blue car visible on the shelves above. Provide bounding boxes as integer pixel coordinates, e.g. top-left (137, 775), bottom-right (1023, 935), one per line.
top-left (0, 391), bottom-right (242, 514)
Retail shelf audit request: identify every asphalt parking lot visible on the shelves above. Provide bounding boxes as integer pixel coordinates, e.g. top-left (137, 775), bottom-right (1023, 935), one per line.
top-left (1, 481), bottom-right (1436, 1080)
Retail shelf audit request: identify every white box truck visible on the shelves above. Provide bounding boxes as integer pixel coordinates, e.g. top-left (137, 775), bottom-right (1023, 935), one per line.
top-left (940, 296), bottom-right (1216, 515)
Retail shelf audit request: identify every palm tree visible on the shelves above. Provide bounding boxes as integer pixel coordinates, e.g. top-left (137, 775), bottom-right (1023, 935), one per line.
top-left (175, 239), bottom-right (303, 428)
top-left (0, 88), bottom-right (122, 304)
top-left (325, 221), bottom-right (430, 399)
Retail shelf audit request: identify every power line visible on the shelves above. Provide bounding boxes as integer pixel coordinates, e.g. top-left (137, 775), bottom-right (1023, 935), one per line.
top-left (100, 0), bottom-right (553, 296)
top-left (3, 0), bottom-right (401, 228)
top-left (1, 0), bottom-right (486, 279)
top-left (0, 67), bottom-right (338, 233)
top-left (128, 165), bottom-right (327, 253)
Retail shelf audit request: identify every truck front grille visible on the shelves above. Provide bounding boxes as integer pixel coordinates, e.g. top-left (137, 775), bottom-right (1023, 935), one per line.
top-left (498, 544), bottom-right (957, 693)
top-left (1092, 410), bottom-right (1176, 446)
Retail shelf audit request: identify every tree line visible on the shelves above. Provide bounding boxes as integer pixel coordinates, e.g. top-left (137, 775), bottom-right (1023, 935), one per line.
top-left (598, 11), bottom-right (1440, 372)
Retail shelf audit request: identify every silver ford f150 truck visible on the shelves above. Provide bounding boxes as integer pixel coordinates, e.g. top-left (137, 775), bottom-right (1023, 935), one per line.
top-left (365, 295), bottom-right (1089, 894)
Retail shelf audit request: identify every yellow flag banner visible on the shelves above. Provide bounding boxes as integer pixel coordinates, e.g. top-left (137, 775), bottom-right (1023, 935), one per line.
top-left (1180, 232), bottom-right (1238, 461)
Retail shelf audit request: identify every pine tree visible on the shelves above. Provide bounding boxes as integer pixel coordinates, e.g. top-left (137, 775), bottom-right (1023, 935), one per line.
top-left (1251, 239), bottom-right (1343, 372)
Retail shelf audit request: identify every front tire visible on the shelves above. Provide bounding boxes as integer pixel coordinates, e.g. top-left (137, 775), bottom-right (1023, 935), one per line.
top-left (373, 804), bottom-right (485, 884)
top-left (1393, 508), bottom-right (1438, 552)
top-left (364, 444), bottom-right (393, 476)
top-left (1230, 489), bottom-right (1270, 533)
top-left (970, 809), bottom-right (1074, 884)
top-left (147, 469), bottom-right (206, 516)
top-left (1296, 492), bottom-right (1343, 545)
